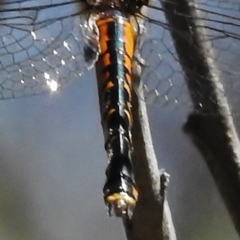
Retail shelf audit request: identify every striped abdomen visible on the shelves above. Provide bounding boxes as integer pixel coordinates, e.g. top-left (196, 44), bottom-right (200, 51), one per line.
top-left (95, 11), bottom-right (138, 216)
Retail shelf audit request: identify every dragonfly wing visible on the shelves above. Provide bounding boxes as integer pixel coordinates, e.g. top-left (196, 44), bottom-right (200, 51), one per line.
top-left (0, 0), bottom-right (95, 99)
top-left (137, 0), bottom-right (240, 113)
top-left (139, 33), bottom-right (190, 108)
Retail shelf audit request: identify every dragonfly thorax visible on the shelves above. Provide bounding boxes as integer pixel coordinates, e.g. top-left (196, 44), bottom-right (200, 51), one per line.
top-left (85, 0), bottom-right (148, 14)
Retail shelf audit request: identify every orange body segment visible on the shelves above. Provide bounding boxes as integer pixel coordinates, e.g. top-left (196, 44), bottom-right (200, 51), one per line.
top-left (95, 12), bottom-right (138, 216)
top-left (96, 17), bottom-right (135, 74)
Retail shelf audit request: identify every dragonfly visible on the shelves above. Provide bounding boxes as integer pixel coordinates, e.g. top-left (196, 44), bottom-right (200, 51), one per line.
top-left (0, 0), bottom-right (239, 216)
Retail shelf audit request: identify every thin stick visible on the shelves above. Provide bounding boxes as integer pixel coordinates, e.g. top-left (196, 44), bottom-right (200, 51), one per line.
top-left (122, 78), bottom-right (177, 240)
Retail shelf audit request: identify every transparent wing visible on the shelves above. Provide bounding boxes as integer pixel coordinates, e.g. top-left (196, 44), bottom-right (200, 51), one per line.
top-left (0, 0), bottom-right (239, 110)
top-left (139, 0), bottom-right (240, 113)
top-left (0, 0), bottom-right (93, 99)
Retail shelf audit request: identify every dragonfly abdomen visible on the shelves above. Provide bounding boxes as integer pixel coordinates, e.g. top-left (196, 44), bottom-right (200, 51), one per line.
top-left (95, 11), bottom-right (138, 216)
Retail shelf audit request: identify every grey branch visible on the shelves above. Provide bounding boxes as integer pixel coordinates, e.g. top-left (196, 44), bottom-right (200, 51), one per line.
top-left (161, 0), bottom-right (240, 235)
top-left (122, 79), bottom-right (177, 240)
